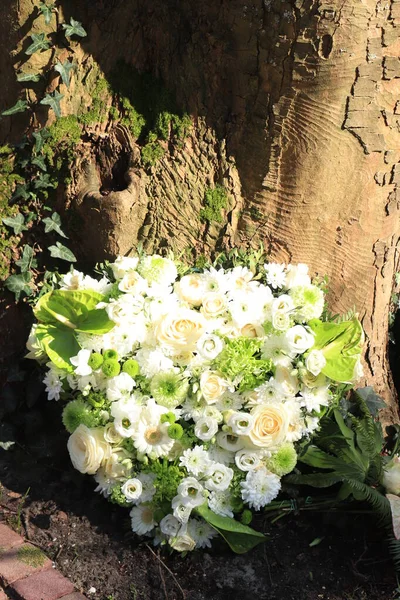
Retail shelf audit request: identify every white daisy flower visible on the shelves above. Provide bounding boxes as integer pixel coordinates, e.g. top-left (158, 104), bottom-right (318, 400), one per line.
top-left (130, 504), bottom-right (157, 535)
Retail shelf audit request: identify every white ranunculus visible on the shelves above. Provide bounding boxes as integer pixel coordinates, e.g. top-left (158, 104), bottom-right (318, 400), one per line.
top-left (204, 463), bottom-right (233, 492)
top-left (285, 325), bottom-right (315, 355)
top-left (305, 349), bottom-right (327, 376)
top-left (196, 334), bottom-right (224, 360)
top-left (67, 425), bottom-right (110, 475)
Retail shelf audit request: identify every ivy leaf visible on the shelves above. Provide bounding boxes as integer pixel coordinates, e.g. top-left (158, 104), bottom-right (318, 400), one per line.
top-left (32, 128), bottom-right (50, 153)
top-left (11, 184), bottom-right (30, 202)
top-left (16, 72), bottom-right (40, 83)
top-left (1, 100), bottom-right (28, 116)
top-left (62, 18), bottom-right (87, 38)
top-left (31, 156), bottom-right (47, 171)
top-left (48, 242), bottom-right (77, 262)
top-left (15, 245), bottom-right (37, 272)
top-left (2, 213), bottom-right (28, 235)
top-left (34, 173), bottom-right (56, 189)
top-left (25, 33), bottom-right (51, 55)
top-left (40, 91), bottom-right (64, 118)
top-left (43, 212), bottom-right (68, 238)
top-left (5, 272), bottom-right (32, 301)
top-left (355, 386), bottom-right (386, 417)
top-left (39, 1), bottom-right (55, 25)
top-left (54, 60), bottom-right (75, 88)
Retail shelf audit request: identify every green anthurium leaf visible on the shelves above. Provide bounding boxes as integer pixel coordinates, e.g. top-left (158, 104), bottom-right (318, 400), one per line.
top-left (1, 100), bottom-right (28, 116)
top-left (25, 33), bottom-right (51, 55)
top-left (75, 308), bottom-right (115, 334)
top-left (4, 272), bottom-right (32, 301)
top-left (48, 242), bottom-right (77, 262)
top-left (16, 72), bottom-right (41, 83)
top-left (2, 213), bottom-right (28, 234)
top-left (35, 324), bottom-right (79, 372)
top-left (195, 504), bottom-right (266, 554)
top-left (40, 91), bottom-right (64, 118)
top-left (34, 289), bottom-right (105, 327)
top-left (15, 245), bottom-right (37, 272)
top-left (62, 18), bottom-right (87, 38)
top-left (54, 60), bottom-right (75, 88)
top-left (43, 212), bottom-right (68, 238)
top-left (308, 317), bottom-right (364, 383)
top-left (39, 2), bottom-right (55, 25)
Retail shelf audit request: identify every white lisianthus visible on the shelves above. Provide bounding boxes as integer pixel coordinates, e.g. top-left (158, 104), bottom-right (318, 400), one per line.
top-left (194, 417), bottom-right (219, 441)
top-left (240, 467), bottom-right (281, 509)
top-left (130, 504), bottom-right (156, 535)
top-left (59, 269), bottom-right (85, 290)
top-left (200, 371), bottom-right (229, 404)
top-left (70, 349), bottom-right (92, 377)
top-left (111, 255), bottom-right (139, 280)
top-left (106, 372), bottom-right (136, 402)
top-left (285, 263), bottom-right (311, 288)
top-left (196, 333), bottom-right (224, 360)
top-left (67, 425), bottom-right (110, 475)
top-left (305, 349), bottom-right (326, 376)
top-left (272, 310), bottom-right (291, 332)
top-left (110, 397), bottom-right (141, 438)
top-left (171, 496), bottom-right (193, 523)
top-left (216, 431), bottom-right (245, 452)
top-left (122, 478), bottom-right (143, 503)
top-left (204, 463), bottom-right (234, 491)
top-left (177, 478), bottom-right (205, 507)
top-left (226, 411), bottom-right (254, 436)
top-left (285, 325), bottom-right (315, 355)
top-left (235, 449), bottom-right (263, 472)
top-left (174, 273), bottom-right (206, 306)
top-left (160, 514), bottom-right (181, 537)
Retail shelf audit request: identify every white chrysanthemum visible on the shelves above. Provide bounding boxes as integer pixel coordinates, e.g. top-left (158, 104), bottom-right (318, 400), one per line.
top-left (43, 369), bottom-right (63, 401)
top-left (196, 333), bottom-right (224, 361)
top-left (177, 477), bottom-right (205, 508)
top-left (240, 467), bottom-right (281, 510)
top-left (188, 518), bottom-right (217, 549)
top-left (171, 496), bottom-right (193, 523)
top-left (227, 411), bottom-right (254, 436)
top-left (229, 291), bottom-right (264, 328)
top-left (216, 431), bottom-right (245, 452)
top-left (285, 325), bottom-right (315, 355)
top-left (76, 332), bottom-right (104, 353)
top-left (202, 267), bottom-right (229, 294)
top-left (138, 254), bottom-right (178, 287)
top-left (204, 463), bottom-right (234, 492)
top-left (179, 446), bottom-right (212, 476)
top-left (251, 379), bottom-right (283, 405)
top-left (104, 322), bottom-right (146, 356)
top-left (70, 349), bottom-right (92, 377)
top-left (106, 372), bottom-right (136, 402)
top-left (226, 266), bottom-right (259, 295)
top-left (208, 490), bottom-right (234, 518)
top-left (305, 349), bottom-right (326, 376)
top-left (130, 504), bottom-right (156, 535)
top-left (299, 386), bottom-right (331, 412)
top-left (105, 294), bottom-right (145, 325)
top-left (136, 473), bottom-right (156, 502)
top-left (235, 449), bottom-right (263, 472)
top-left (197, 405), bottom-right (223, 424)
top-left (285, 263), bottom-right (311, 289)
top-left (194, 417), bottom-right (219, 441)
top-left (121, 478), bottom-right (143, 503)
top-left (94, 467), bottom-right (113, 497)
top-left (132, 400), bottom-right (174, 458)
top-left (135, 348), bottom-right (174, 379)
top-left (264, 263), bottom-right (286, 289)
top-left (160, 514), bottom-right (181, 537)
top-left (304, 415), bottom-right (320, 434)
top-left (215, 392), bottom-right (244, 412)
top-left (284, 398), bottom-right (305, 443)
top-left (206, 445), bottom-right (235, 466)
top-left (111, 255), bottom-right (139, 280)
top-left (181, 397), bottom-right (205, 422)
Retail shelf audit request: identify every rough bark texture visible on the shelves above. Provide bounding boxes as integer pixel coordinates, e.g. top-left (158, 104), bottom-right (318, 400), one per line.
top-left (1, 0), bottom-right (400, 421)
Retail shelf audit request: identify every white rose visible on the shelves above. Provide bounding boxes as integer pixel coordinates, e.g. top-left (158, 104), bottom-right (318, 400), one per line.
top-left (67, 425), bottom-right (110, 474)
top-left (248, 403), bottom-right (290, 449)
top-left (234, 449), bottom-right (263, 471)
top-left (383, 457), bottom-right (400, 495)
top-left (104, 423), bottom-right (123, 444)
top-left (155, 309), bottom-right (206, 353)
top-left (118, 271), bottom-right (148, 295)
top-left (286, 325), bottom-right (315, 355)
top-left (201, 292), bottom-right (228, 319)
top-left (196, 334), bottom-right (224, 360)
top-left (194, 417), bottom-right (219, 441)
top-left (240, 323), bottom-right (264, 338)
top-left (174, 274), bottom-right (206, 306)
top-left (103, 449), bottom-right (132, 480)
top-left (305, 349), bottom-right (327, 376)
top-left (121, 478), bottom-right (143, 502)
top-left (285, 264), bottom-right (311, 289)
top-left (200, 371), bottom-right (229, 404)
top-left (169, 531), bottom-right (196, 552)
top-left (111, 256), bottom-right (139, 280)
top-left (272, 310), bottom-right (291, 332)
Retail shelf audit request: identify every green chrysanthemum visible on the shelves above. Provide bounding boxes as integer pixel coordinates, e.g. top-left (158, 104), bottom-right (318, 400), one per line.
top-left (88, 352), bottom-right (103, 370)
top-left (62, 399), bottom-right (97, 433)
top-left (103, 349), bottom-right (119, 361)
top-left (289, 284), bottom-right (324, 322)
top-left (122, 359), bottom-right (140, 377)
top-left (137, 254), bottom-right (177, 285)
top-left (167, 423), bottom-right (184, 440)
top-left (102, 359), bottom-right (121, 378)
top-left (150, 371), bottom-right (189, 409)
top-left (214, 337), bottom-right (273, 392)
top-left (240, 509), bottom-right (253, 525)
top-left (266, 443), bottom-right (298, 476)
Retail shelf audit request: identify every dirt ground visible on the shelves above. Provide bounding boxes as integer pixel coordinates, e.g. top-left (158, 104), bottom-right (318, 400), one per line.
top-left (0, 398), bottom-right (397, 600)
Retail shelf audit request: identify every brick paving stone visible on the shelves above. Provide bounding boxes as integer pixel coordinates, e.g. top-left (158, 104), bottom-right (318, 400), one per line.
top-left (0, 525), bottom-right (24, 550)
top-left (0, 543), bottom-right (52, 586)
top-left (59, 594), bottom-right (87, 600)
top-left (11, 569), bottom-right (75, 600)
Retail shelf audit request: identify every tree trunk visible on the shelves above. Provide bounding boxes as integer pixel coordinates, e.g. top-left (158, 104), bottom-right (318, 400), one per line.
top-left (1, 0), bottom-right (399, 422)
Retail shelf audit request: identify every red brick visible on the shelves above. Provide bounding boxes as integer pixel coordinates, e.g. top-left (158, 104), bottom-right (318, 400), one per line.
top-left (0, 525), bottom-right (24, 550)
top-left (59, 594), bottom-right (87, 600)
top-left (0, 544), bottom-right (52, 586)
top-left (11, 569), bottom-right (75, 600)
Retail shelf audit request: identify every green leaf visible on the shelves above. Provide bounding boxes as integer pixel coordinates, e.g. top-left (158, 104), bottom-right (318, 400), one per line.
top-left (48, 242), bottom-right (77, 262)
top-left (285, 472), bottom-right (343, 488)
top-left (355, 386), bottom-right (386, 417)
top-left (1, 100), bottom-right (28, 116)
top-left (32, 128), bottom-right (50, 153)
top-left (40, 91), bottom-right (64, 118)
top-left (4, 272), bottom-right (32, 301)
top-left (11, 184), bottom-right (30, 202)
top-left (2, 213), bottom-right (28, 234)
top-left (34, 173), bottom-right (56, 189)
top-left (62, 17), bottom-right (87, 38)
top-left (34, 289), bottom-right (105, 327)
top-left (15, 245), bottom-right (37, 272)
top-left (54, 60), bottom-right (75, 88)
top-left (196, 504), bottom-right (266, 554)
top-left (25, 33), bottom-right (51, 55)
top-left (308, 317), bottom-right (364, 383)
top-left (39, 2), bottom-right (55, 25)
top-left (35, 324), bottom-right (79, 372)
top-left (16, 72), bottom-right (40, 83)
top-left (43, 212), bottom-right (68, 238)
top-left (31, 156), bottom-right (47, 171)
top-left (75, 308), bottom-right (115, 334)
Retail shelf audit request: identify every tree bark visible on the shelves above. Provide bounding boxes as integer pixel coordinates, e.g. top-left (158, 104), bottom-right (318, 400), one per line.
top-left (1, 0), bottom-right (399, 422)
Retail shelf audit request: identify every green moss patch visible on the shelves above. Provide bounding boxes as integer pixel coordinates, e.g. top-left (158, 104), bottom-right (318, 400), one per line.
top-left (200, 184), bottom-right (228, 224)
top-left (17, 545), bottom-right (47, 568)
